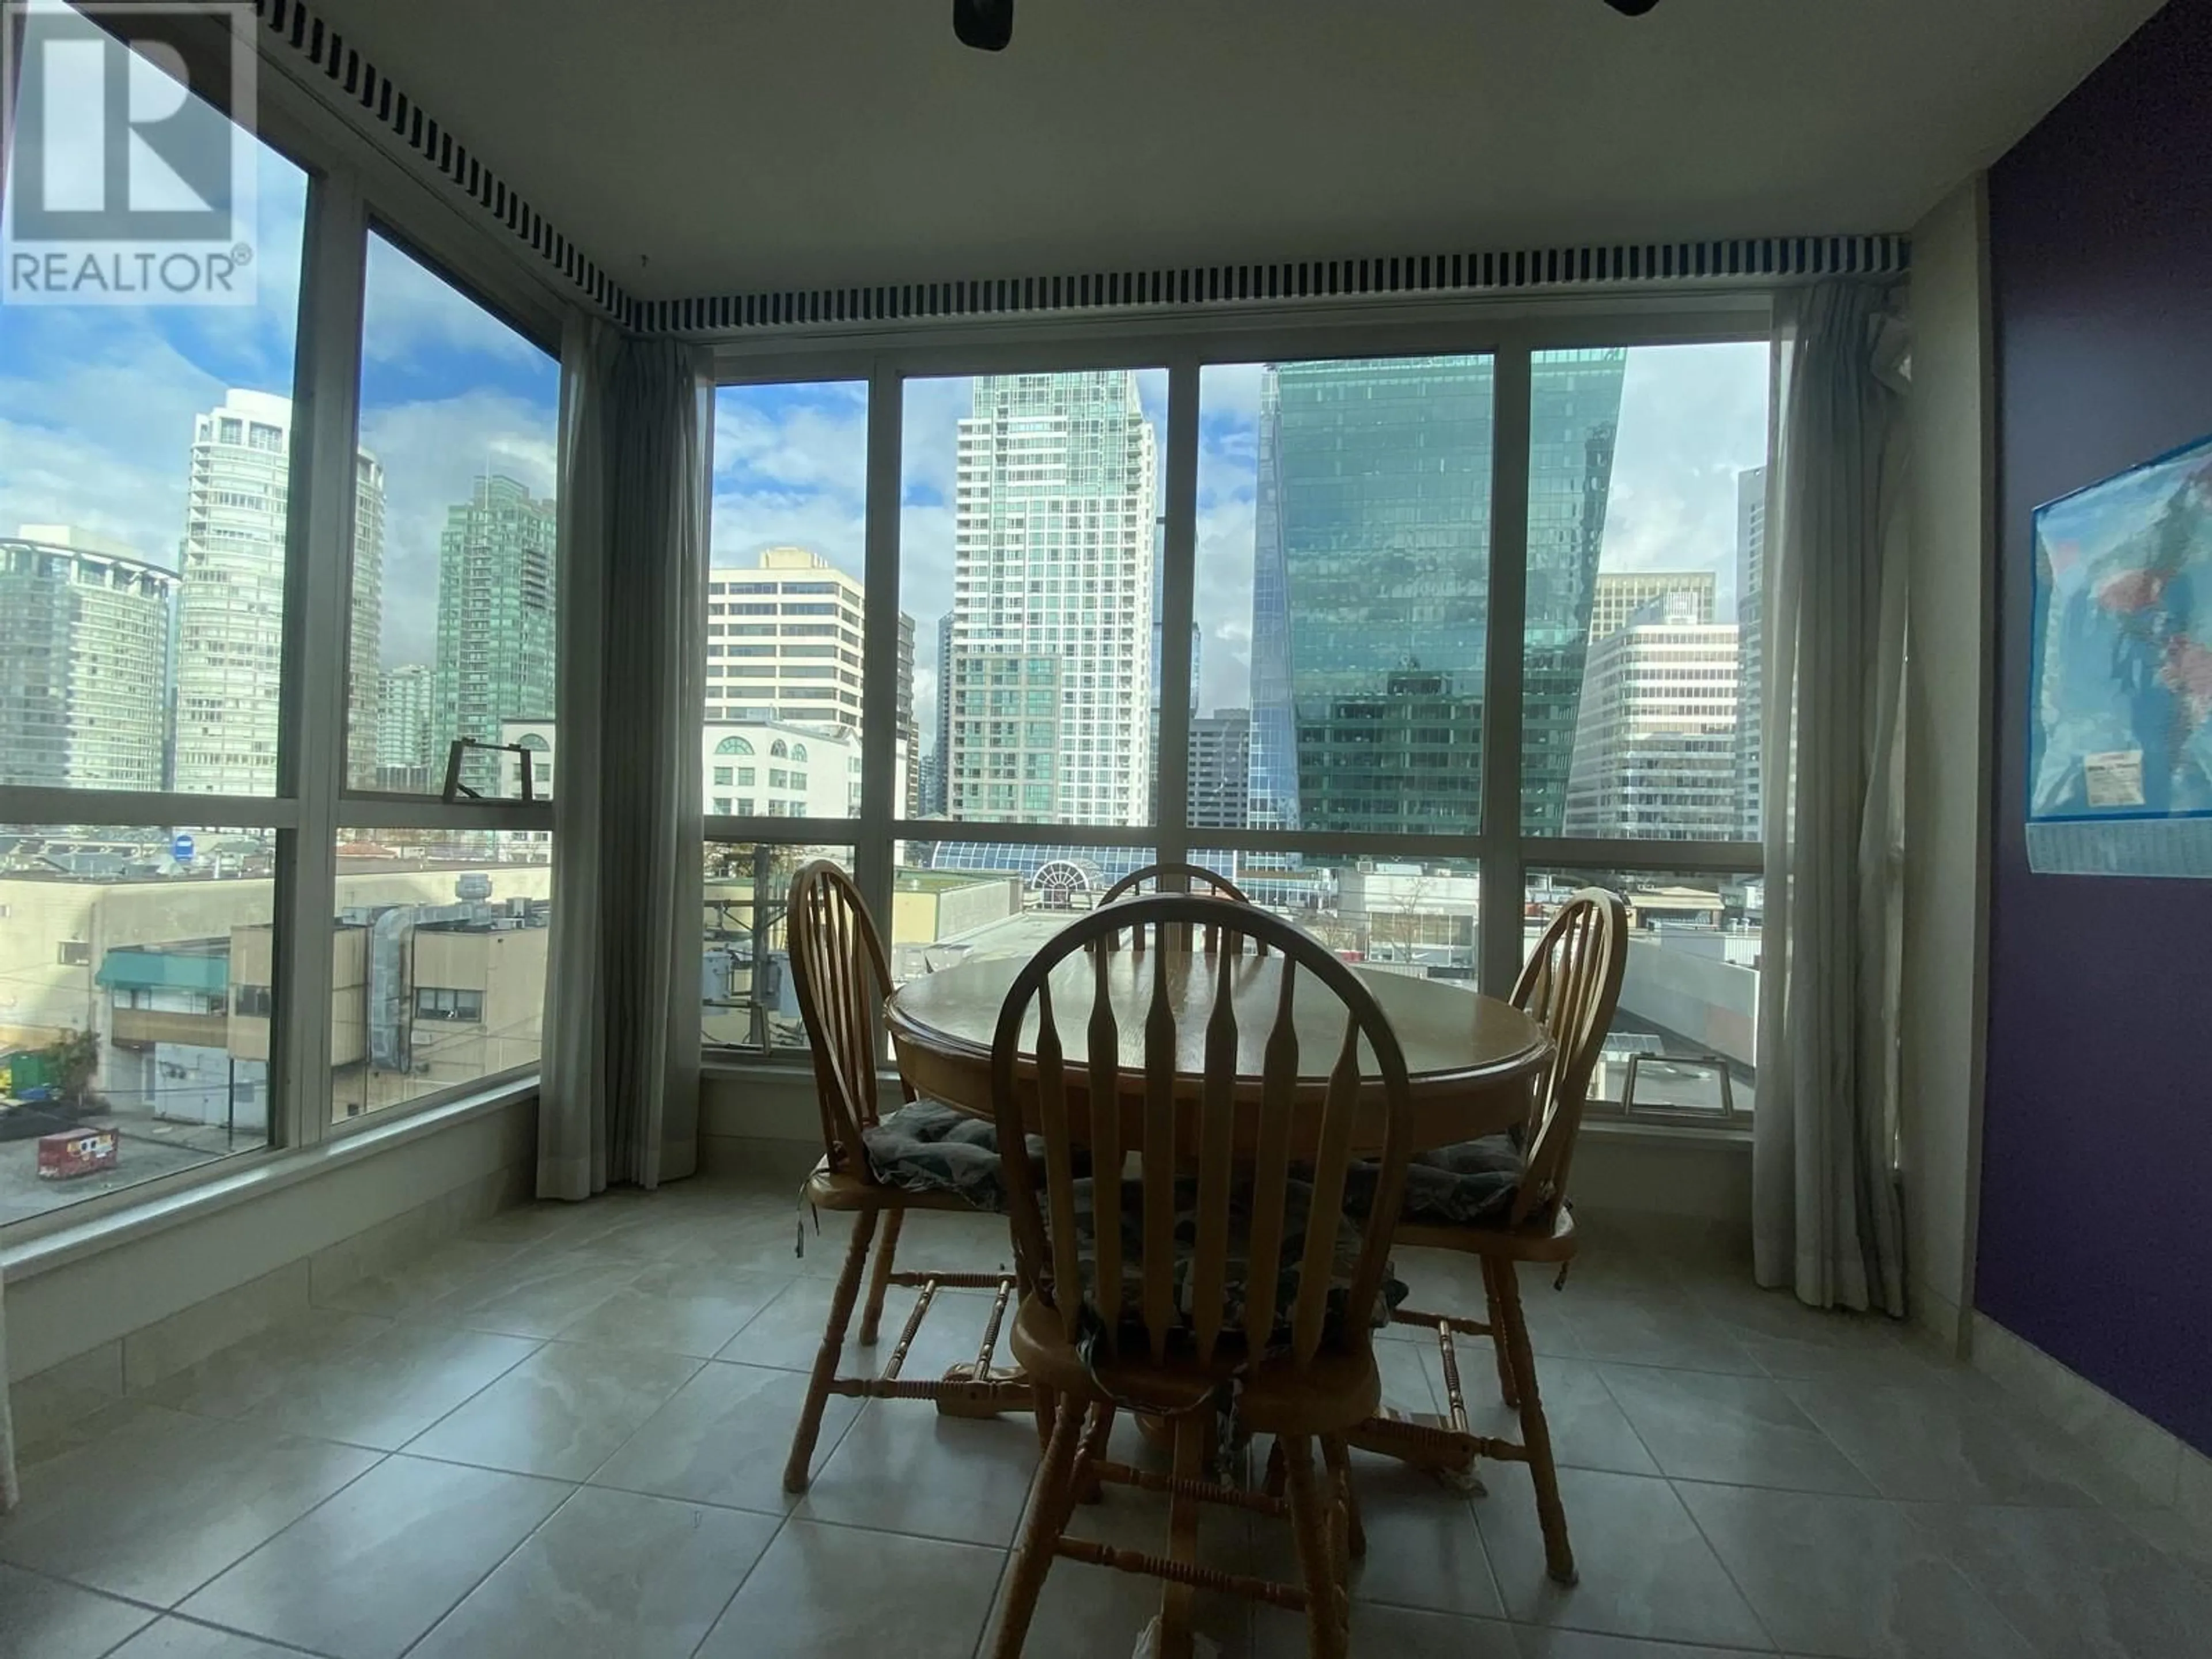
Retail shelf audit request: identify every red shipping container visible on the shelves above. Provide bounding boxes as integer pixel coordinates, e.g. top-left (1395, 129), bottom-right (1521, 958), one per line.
top-left (37, 1127), bottom-right (120, 1180)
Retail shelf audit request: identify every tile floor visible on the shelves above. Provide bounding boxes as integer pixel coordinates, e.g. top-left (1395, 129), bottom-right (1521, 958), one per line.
top-left (6, 1166), bottom-right (2211, 1659)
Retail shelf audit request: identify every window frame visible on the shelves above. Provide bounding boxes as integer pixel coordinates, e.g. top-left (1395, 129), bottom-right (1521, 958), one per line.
top-left (706, 305), bottom-right (1768, 1063)
top-left (0, 10), bottom-right (572, 1236)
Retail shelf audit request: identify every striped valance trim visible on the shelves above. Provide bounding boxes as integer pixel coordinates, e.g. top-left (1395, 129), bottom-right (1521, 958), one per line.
top-left (253, 0), bottom-right (640, 325)
top-left (638, 234), bottom-right (1911, 336)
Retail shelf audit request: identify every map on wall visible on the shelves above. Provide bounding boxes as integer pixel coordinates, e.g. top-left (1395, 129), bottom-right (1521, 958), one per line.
top-left (2029, 431), bottom-right (2212, 877)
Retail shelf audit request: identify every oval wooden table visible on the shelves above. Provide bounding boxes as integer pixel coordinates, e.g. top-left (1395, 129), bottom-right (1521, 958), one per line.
top-left (889, 945), bottom-right (1554, 1153)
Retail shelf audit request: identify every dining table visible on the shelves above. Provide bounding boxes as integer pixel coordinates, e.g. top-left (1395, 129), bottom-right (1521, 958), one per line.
top-left (884, 941), bottom-right (1554, 1479)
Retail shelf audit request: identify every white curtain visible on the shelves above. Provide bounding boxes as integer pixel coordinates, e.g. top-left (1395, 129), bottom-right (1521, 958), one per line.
top-left (1753, 281), bottom-right (1911, 1315)
top-left (537, 320), bottom-right (710, 1198)
top-left (1, 1279), bottom-right (17, 1512)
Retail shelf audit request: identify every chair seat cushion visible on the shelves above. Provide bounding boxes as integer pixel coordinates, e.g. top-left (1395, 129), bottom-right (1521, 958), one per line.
top-left (1051, 1176), bottom-right (1405, 1346)
top-left (861, 1099), bottom-right (1005, 1209)
top-left (1345, 1132), bottom-right (1524, 1226)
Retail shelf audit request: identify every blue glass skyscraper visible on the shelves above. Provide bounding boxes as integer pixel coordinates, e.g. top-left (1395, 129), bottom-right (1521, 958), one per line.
top-left (1246, 352), bottom-right (1625, 837)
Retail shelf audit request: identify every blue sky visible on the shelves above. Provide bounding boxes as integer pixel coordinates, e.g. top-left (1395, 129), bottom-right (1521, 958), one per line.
top-left (0, 126), bottom-right (560, 672)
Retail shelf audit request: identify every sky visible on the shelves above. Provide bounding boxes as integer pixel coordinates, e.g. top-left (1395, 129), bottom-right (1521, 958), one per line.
top-left (0, 74), bottom-right (1766, 751)
top-left (712, 345), bottom-right (1770, 753)
top-left (0, 124), bottom-right (560, 675)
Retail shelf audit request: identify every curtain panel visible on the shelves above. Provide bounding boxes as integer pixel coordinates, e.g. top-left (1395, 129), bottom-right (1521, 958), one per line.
top-left (1, 1277), bottom-right (16, 1512)
top-left (1753, 279), bottom-right (1912, 1315)
top-left (539, 322), bottom-right (710, 1198)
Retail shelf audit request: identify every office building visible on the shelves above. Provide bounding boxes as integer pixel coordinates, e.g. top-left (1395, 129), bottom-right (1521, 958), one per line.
top-left (897, 611), bottom-right (918, 815)
top-left (706, 546), bottom-right (866, 736)
top-left (1188, 708), bottom-right (1251, 830)
top-left (944, 372), bottom-right (1156, 825)
top-left (1248, 353), bottom-right (1623, 835)
top-left (1737, 464), bottom-right (1768, 840)
top-left (1563, 592), bottom-right (1741, 839)
top-left (0, 528), bottom-right (175, 791)
top-left (1589, 570), bottom-right (1717, 639)
top-left (376, 663), bottom-right (435, 790)
top-left (501, 717), bottom-right (863, 820)
top-left (434, 474), bottom-right (556, 791)
top-left (173, 391), bottom-right (385, 794)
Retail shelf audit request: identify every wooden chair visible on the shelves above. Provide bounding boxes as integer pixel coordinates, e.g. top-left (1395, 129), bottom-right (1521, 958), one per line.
top-left (1096, 860), bottom-right (1252, 906)
top-left (987, 895), bottom-right (1417, 1659)
top-left (781, 861), bottom-right (1028, 1494)
top-left (1365, 887), bottom-right (1628, 1584)
top-left (1096, 861), bottom-right (1257, 955)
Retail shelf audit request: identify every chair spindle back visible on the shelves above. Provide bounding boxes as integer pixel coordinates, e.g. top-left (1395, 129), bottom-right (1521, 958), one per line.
top-left (1096, 861), bottom-right (1259, 955)
top-left (786, 861), bottom-right (907, 1177)
top-left (991, 896), bottom-right (1415, 1370)
top-left (1508, 887), bottom-right (1628, 1225)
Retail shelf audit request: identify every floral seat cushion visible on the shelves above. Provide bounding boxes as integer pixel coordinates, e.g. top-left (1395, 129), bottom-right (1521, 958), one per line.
top-left (861, 1099), bottom-right (1006, 1209)
top-left (1051, 1175), bottom-right (1406, 1347)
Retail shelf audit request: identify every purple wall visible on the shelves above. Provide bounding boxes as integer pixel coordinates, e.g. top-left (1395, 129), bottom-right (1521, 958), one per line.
top-left (1981, 0), bottom-right (2212, 1456)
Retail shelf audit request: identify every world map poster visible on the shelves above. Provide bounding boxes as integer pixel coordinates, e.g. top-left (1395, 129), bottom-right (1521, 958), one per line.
top-left (2029, 431), bottom-right (2212, 877)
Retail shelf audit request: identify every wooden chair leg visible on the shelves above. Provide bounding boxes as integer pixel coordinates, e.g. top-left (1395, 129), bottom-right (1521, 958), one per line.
top-left (858, 1206), bottom-right (904, 1346)
top-left (783, 1207), bottom-right (878, 1494)
top-left (1282, 1434), bottom-right (1348, 1659)
top-left (991, 1390), bottom-right (1086, 1659)
top-left (1321, 1433), bottom-right (1365, 1561)
top-left (1492, 1257), bottom-right (1575, 1584)
top-left (1033, 1383), bottom-right (1060, 1453)
top-left (1262, 1435), bottom-right (1287, 1498)
top-left (1074, 1400), bottom-right (1116, 1503)
top-left (1156, 1412), bottom-right (1209, 1658)
top-left (1482, 1256), bottom-right (1520, 1410)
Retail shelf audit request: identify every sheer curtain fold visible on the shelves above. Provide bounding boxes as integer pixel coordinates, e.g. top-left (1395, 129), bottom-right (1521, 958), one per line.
top-left (1, 1280), bottom-right (16, 1512)
top-left (538, 320), bottom-right (709, 1199)
top-left (1753, 279), bottom-right (1911, 1315)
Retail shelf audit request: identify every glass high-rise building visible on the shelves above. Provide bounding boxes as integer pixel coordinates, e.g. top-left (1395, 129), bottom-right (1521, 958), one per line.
top-left (945, 372), bottom-right (1156, 826)
top-left (1736, 464), bottom-right (1768, 840)
top-left (173, 391), bottom-right (385, 795)
top-left (0, 528), bottom-right (175, 790)
top-left (376, 662), bottom-right (435, 789)
top-left (434, 474), bottom-right (556, 788)
top-left (1247, 353), bottom-right (1624, 838)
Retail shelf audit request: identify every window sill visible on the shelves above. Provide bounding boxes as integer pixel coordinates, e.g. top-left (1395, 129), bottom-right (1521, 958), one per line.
top-left (1, 1077), bottom-right (538, 1285)
top-left (1581, 1116), bottom-right (1753, 1150)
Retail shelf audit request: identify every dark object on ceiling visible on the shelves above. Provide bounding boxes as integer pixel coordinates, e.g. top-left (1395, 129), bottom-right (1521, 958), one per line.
top-left (954, 0), bottom-right (1015, 51)
top-left (1604, 0), bottom-right (1665, 13)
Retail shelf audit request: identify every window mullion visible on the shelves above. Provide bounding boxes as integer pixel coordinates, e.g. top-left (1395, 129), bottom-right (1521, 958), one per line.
top-left (1154, 358), bottom-right (1200, 870)
top-left (1479, 340), bottom-right (1533, 1000)
top-left (272, 172), bottom-right (369, 1150)
top-left (855, 358), bottom-right (903, 929)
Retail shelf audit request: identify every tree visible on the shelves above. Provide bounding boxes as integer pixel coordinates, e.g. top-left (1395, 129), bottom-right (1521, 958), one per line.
top-left (44, 1028), bottom-right (100, 1107)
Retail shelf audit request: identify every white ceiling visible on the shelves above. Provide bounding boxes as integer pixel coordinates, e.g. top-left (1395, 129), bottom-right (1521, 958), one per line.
top-left (304, 0), bottom-right (2161, 302)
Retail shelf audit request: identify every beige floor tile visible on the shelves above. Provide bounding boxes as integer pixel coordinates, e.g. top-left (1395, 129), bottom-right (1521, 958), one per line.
top-left (1676, 1482), bottom-right (2032, 1658)
top-left (410, 1486), bottom-right (779, 1659)
top-left (1473, 1465), bottom-right (1770, 1649)
top-left (177, 1456), bottom-right (569, 1659)
top-left (1596, 1365), bottom-right (1874, 1495)
top-left (696, 1519), bottom-right (1003, 1659)
top-left (1554, 1289), bottom-right (1763, 1376)
top-left (1908, 1502), bottom-right (2212, 1659)
top-left (0, 1562), bottom-right (155, 1659)
top-left (1781, 1376), bottom-right (2119, 1506)
top-left (314, 1238), bottom-right (533, 1319)
top-left (797, 1400), bottom-right (1043, 1547)
top-left (137, 1308), bottom-right (393, 1420)
top-left (244, 1321), bottom-right (541, 1451)
top-left (1452, 1355), bottom-right (1661, 1478)
top-left (551, 1262), bottom-right (790, 1357)
top-left (410, 1246), bottom-right (648, 1339)
top-left (588, 1359), bottom-right (858, 1513)
top-left (0, 1403), bottom-right (380, 1607)
top-left (1255, 1601), bottom-right (1517, 1657)
top-left (102, 1620), bottom-right (312, 1658)
top-left (403, 1340), bottom-right (703, 1479)
top-left (1513, 1631), bottom-right (1783, 1657)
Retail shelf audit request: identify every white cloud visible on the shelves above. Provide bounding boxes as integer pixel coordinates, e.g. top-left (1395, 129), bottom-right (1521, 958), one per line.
top-left (361, 232), bottom-right (550, 368)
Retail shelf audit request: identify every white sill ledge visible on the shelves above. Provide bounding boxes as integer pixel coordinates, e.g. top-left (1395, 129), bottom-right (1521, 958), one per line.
top-left (700, 1057), bottom-right (1754, 1152)
top-left (1, 1079), bottom-right (536, 1286)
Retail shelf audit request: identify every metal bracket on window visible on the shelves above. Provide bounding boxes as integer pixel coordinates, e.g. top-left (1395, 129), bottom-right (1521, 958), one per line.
top-left (1620, 1051), bottom-right (1738, 1123)
top-left (441, 740), bottom-right (539, 805)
